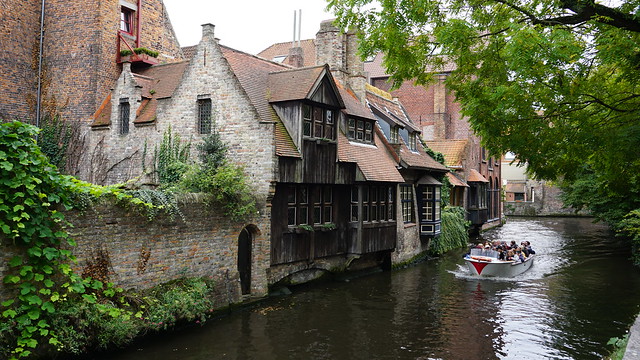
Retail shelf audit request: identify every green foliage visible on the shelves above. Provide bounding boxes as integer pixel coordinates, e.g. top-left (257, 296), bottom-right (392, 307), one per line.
top-left (429, 206), bottom-right (469, 256)
top-left (330, 0), bottom-right (640, 256)
top-left (155, 126), bottom-right (191, 186)
top-left (36, 114), bottom-right (72, 171)
top-left (143, 277), bottom-right (216, 331)
top-left (162, 130), bottom-right (257, 221)
top-left (119, 47), bottom-right (159, 58)
top-left (0, 121), bottom-right (154, 359)
top-left (619, 209), bottom-right (640, 265)
top-left (298, 224), bottom-right (315, 232)
top-left (606, 334), bottom-right (629, 360)
top-left (125, 189), bottom-right (184, 222)
top-left (197, 131), bottom-right (228, 171)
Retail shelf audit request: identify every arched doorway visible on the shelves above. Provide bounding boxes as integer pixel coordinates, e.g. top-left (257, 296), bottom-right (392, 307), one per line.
top-left (238, 226), bottom-right (253, 295)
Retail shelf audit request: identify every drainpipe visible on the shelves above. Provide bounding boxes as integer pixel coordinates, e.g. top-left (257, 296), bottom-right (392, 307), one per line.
top-left (35, 0), bottom-right (45, 137)
top-left (136, 0), bottom-right (141, 47)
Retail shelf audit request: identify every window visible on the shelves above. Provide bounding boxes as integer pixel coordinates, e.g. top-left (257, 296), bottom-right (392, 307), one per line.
top-left (401, 184), bottom-right (415, 223)
top-left (119, 98), bottom-right (130, 135)
top-left (348, 118), bottom-right (375, 145)
top-left (351, 185), bottom-right (396, 223)
top-left (287, 185), bottom-right (333, 227)
top-left (420, 185), bottom-right (441, 228)
top-left (409, 133), bottom-right (417, 151)
top-left (302, 104), bottom-right (335, 140)
top-left (197, 98), bottom-right (212, 134)
top-left (120, 7), bottom-right (134, 34)
top-left (390, 126), bottom-right (399, 143)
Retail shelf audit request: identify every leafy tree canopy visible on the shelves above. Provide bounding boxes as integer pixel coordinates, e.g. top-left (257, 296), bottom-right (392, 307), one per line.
top-left (329, 0), bottom-right (640, 222)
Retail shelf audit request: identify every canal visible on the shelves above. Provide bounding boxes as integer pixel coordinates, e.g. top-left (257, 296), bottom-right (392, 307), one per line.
top-left (105, 217), bottom-right (640, 359)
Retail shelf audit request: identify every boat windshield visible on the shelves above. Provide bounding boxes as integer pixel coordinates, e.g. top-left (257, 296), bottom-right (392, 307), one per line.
top-left (470, 248), bottom-right (499, 258)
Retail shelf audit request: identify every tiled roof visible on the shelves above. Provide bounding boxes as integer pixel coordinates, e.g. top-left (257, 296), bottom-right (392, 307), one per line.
top-left (181, 45), bottom-right (197, 60)
top-left (268, 65), bottom-right (328, 103)
top-left (424, 139), bottom-right (468, 167)
top-left (337, 129), bottom-right (404, 183)
top-left (337, 88), bottom-right (403, 183)
top-left (135, 61), bottom-right (190, 99)
top-left (220, 45), bottom-right (301, 158)
top-left (468, 169), bottom-right (489, 183)
top-left (398, 142), bottom-right (448, 172)
top-left (336, 83), bottom-right (375, 120)
top-left (134, 98), bottom-right (157, 124)
top-left (91, 94), bottom-right (112, 127)
top-left (447, 171), bottom-right (469, 187)
top-left (257, 39), bottom-right (316, 67)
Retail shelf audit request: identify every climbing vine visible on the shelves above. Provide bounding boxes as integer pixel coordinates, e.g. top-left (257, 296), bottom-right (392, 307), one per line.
top-left (428, 206), bottom-right (470, 256)
top-left (0, 121), bottom-right (151, 359)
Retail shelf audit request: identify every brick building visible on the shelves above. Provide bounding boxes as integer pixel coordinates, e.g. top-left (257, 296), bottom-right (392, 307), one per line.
top-left (0, 0), bottom-right (183, 143)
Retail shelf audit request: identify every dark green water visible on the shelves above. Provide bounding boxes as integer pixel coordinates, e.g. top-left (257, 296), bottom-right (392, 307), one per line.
top-left (104, 218), bottom-right (640, 359)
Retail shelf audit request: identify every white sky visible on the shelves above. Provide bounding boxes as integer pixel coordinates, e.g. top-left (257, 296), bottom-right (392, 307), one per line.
top-left (163, 0), bottom-right (335, 54)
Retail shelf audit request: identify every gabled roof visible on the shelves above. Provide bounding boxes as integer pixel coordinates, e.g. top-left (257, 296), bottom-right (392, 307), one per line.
top-left (268, 65), bottom-right (343, 107)
top-left (424, 139), bottom-right (468, 168)
top-left (220, 45), bottom-right (301, 158)
top-left (257, 39), bottom-right (316, 68)
top-left (365, 84), bottom-right (419, 132)
top-left (365, 85), bottom-right (447, 172)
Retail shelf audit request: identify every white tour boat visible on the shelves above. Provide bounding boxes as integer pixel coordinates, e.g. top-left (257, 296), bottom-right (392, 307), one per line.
top-left (464, 248), bottom-right (534, 277)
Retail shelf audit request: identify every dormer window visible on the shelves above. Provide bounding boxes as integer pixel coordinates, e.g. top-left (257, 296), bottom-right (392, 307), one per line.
top-left (120, 7), bottom-right (134, 34)
top-left (390, 126), bottom-right (399, 143)
top-left (302, 104), bottom-right (335, 140)
top-left (409, 133), bottom-right (417, 151)
top-left (348, 118), bottom-right (375, 144)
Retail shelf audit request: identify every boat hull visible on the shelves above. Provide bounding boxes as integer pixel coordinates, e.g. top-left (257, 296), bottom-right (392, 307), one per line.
top-left (465, 256), bottom-right (534, 277)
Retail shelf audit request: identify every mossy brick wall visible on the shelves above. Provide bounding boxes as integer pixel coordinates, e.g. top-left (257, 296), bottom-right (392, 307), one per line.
top-left (0, 199), bottom-right (271, 306)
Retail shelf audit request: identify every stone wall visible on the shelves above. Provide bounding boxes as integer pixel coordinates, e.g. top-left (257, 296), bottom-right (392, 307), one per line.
top-left (504, 181), bottom-right (589, 217)
top-left (0, 198), bottom-right (271, 306)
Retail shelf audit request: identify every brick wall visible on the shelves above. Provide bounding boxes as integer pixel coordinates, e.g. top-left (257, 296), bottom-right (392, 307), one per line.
top-left (0, 0), bottom-right (184, 125)
top-left (1, 198), bottom-right (271, 306)
top-left (0, 0), bottom-right (41, 122)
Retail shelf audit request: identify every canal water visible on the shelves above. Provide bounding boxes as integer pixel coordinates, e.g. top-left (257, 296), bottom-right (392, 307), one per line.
top-left (106, 218), bottom-right (640, 360)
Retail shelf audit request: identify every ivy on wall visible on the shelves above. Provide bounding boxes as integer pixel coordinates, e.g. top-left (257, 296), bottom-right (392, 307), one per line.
top-left (0, 121), bottom-right (151, 359)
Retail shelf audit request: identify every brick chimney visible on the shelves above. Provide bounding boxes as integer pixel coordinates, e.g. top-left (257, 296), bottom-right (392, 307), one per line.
top-left (288, 46), bottom-right (304, 68)
top-left (315, 19), bottom-right (366, 102)
top-left (433, 74), bottom-right (449, 139)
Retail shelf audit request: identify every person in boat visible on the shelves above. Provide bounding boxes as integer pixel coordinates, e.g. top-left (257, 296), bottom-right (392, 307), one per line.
top-left (506, 249), bottom-right (515, 261)
top-left (497, 247), bottom-right (506, 261)
top-left (525, 241), bottom-right (535, 255)
top-left (509, 240), bottom-right (517, 249)
top-left (516, 247), bottom-right (527, 263)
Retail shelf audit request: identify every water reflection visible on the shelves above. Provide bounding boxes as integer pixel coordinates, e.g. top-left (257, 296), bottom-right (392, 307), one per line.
top-left (102, 218), bottom-right (640, 360)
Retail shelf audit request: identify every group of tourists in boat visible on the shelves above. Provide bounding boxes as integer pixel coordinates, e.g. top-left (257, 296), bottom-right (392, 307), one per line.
top-left (463, 240), bottom-right (536, 277)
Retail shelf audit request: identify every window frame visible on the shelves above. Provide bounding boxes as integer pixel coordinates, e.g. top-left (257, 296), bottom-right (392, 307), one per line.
top-left (118, 98), bottom-right (130, 135)
top-left (120, 7), bottom-right (135, 34)
top-left (348, 118), bottom-right (376, 145)
top-left (302, 103), bottom-right (335, 140)
top-left (400, 184), bottom-right (415, 223)
top-left (197, 97), bottom-right (212, 134)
